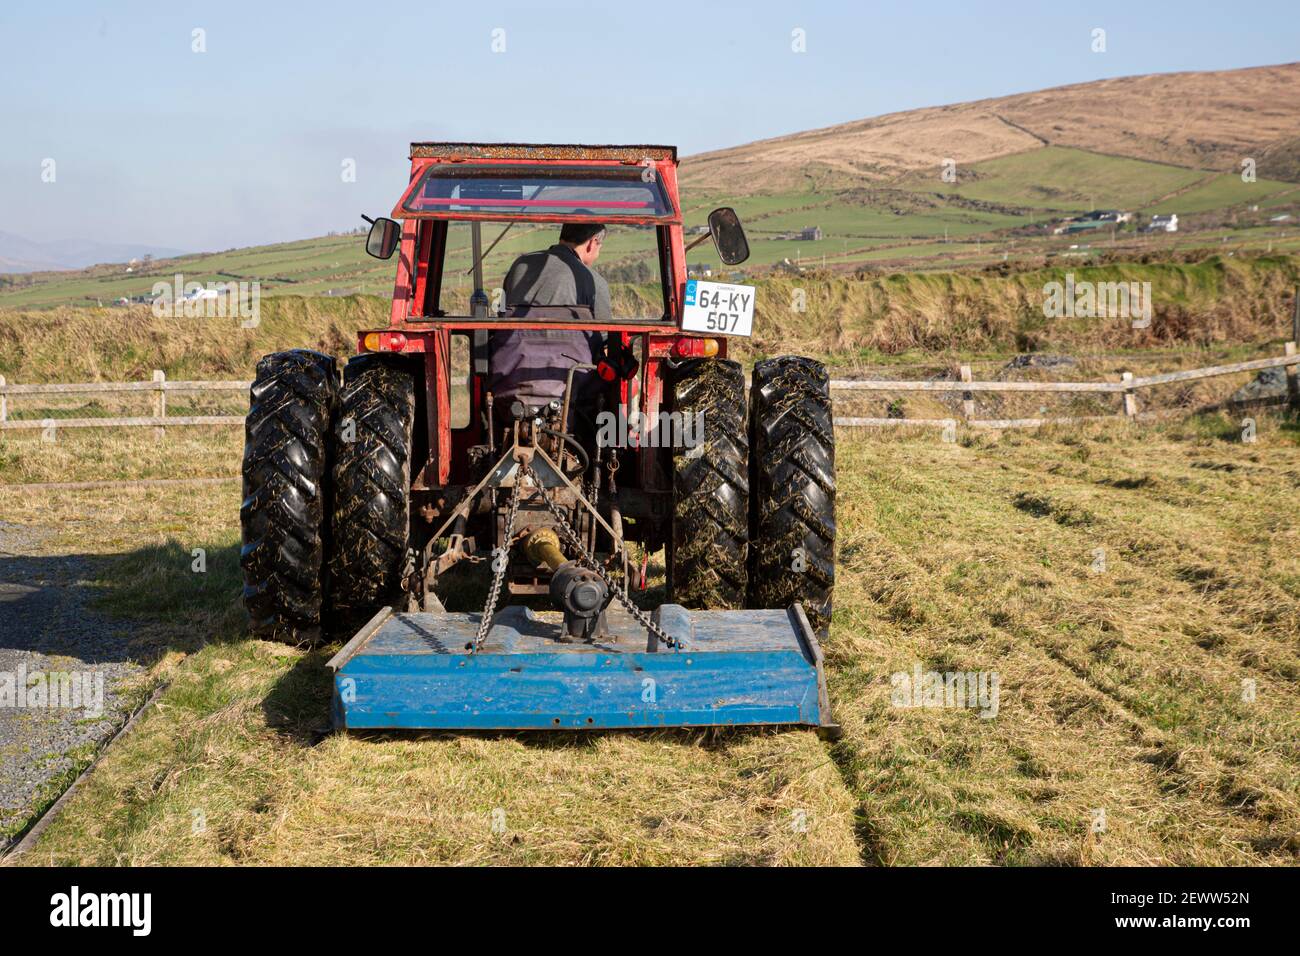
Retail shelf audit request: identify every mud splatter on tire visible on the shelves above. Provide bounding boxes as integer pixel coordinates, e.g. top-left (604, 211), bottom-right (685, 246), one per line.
top-left (667, 358), bottom-right (748, 608)
top-left (240, 349), bottom-right (338, 642)
top-left (748, 356), bottom-right (835, 636)
top-left (327, 354), bottom-right (415, 632)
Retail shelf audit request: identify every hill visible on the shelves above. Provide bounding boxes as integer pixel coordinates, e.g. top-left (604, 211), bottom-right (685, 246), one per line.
top-left (681, 62), bottom-right (1300, 193)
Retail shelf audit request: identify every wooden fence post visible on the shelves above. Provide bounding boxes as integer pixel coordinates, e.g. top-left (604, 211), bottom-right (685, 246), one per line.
top-left (1292, 285), bottom-right (1299, 346)
top-left (152, 370), bottom-right (166, 441)
top-left (0, 374), bottom-right (6, 424)
top-left (959, 364), bottom-right (974, 420)
top-left (1121, 371), bottom-right (1138, 418)
top-left (1286, 341), bottom-right (1298, 409)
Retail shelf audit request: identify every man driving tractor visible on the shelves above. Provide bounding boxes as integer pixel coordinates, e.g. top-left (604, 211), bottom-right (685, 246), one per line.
top-left (488, 222), bottom-right (619, 436)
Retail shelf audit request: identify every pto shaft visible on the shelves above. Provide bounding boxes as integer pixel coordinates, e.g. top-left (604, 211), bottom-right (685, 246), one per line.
top-left (524, 527), bottom-right (567, 571)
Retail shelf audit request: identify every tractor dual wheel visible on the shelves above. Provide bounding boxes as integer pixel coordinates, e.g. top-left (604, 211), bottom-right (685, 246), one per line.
top-left (239, 350), bottom-right (339, 642)
top-left (327, 353), bottom-right (416, 632)
top-left (667, 357), bottom-right (749, 609)
top-left (748, 356), bottom-right (836, 636)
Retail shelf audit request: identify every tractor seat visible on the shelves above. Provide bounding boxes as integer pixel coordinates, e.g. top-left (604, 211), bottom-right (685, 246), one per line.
top-left (487, 306), bottom-right (604, 408)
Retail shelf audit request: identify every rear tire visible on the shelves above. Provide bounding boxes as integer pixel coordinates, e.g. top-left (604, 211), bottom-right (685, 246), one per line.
top-left (240, 350), bottom-right (338, 642)
top-left (667, 358), bottom-right (748, 609)
top-left (327, 353), bottom-right (416, 631)
top-left (748, 356), bottom-right (836, 636)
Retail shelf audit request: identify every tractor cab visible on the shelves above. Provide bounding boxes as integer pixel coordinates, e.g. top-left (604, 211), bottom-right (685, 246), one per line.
top-left (355, 143), bottom-right (754, 498)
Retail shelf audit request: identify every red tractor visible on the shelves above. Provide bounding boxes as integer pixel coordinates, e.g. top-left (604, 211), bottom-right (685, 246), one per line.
top-left (240, 143), bottom-right (837, 732)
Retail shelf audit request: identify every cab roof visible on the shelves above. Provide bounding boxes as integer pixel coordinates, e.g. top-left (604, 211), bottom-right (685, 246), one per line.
top-left (395, 143), bottom-right (682, 224)
top-left (409, 142), bottom-right (677, 163)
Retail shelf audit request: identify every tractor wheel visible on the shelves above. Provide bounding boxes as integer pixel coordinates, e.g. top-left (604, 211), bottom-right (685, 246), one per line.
top-left (666, 357), bottom-right (748, 608)
top-left (240, 349), bottom-right (338, 642)
top-left (748, 356), bottom-right (836, 636)
top-left (327, 353), bottom-right (416, 631)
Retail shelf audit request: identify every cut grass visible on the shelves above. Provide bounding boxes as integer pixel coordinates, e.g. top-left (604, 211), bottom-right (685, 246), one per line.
top-left (830, 414), bottom-right (1299, 864)
top-left (1, 482), bottom-right (860, 866)
top-left (15, 638), bottom-right (858, 866)
top-left (3, 409), bottom-right (1297, 865)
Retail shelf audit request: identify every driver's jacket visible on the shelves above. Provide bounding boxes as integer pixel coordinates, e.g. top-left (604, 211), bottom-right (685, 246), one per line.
top-left (489, 244), bottom-right (610, 406)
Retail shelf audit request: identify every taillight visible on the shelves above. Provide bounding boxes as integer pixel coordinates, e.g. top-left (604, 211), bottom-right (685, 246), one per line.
top-left (672, 337), bottom-right (719, 359)
top-left (362, 332), bottom-right (408, 352)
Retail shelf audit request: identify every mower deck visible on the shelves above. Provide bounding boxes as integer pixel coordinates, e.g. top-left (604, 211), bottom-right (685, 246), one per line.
top-left (327, 603), bottom-right (835, 733)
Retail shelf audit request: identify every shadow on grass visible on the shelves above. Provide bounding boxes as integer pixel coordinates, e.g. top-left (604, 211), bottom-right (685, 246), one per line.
top-left (1178, 406), bottom-right (1300, 443)
top-left (93, 537), bottom-right (246, 659)
top-left (261, 649), bottom-right (334, 744)
top-left (0, 536), bottom-right (242, 667)
top-left (333, 723), bottom-right (790, 752)
top-left (1279, 410), bottom-right (1300, 444)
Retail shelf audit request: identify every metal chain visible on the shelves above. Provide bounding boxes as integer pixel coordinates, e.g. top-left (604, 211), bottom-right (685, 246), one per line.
top-left (471, 476), bottom-right (523, 652)
top-left (523, 462), bottom-right (680, 649)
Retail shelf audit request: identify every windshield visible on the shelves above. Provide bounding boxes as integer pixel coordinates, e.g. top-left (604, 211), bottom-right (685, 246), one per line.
top-left (400, 164), bottom-right (675, 220)
top-left (427, 221), bottom-right (669, 322)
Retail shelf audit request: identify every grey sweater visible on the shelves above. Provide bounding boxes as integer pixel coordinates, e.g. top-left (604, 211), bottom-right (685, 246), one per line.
top-left (489, 244), bottom-right (610, 405)
top-left (503, 243), bottom-right (612, 322)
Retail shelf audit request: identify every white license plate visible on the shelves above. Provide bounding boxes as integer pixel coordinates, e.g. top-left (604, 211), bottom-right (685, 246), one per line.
top-left (681, 280), bottom-right (755, 337)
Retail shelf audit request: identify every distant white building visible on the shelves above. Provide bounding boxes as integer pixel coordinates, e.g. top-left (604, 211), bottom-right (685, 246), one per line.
top-left (1147, 214), bottom-right (1178, 233)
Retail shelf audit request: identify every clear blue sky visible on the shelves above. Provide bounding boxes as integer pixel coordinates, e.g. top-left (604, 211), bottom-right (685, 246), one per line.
top-left (2, 0), bottom-right (1295, 251)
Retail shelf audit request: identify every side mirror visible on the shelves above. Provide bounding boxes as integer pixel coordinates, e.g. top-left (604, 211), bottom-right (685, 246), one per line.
top-left (364, 216), bottom-right (401, 259)
top-left (708, 207), bottom-right (750, 265)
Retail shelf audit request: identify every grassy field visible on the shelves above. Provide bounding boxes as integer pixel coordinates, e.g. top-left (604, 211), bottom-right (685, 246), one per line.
top-left (2, 408), bottom-right (1297, 865)
top-left (909, 147), bottom-right (1209, 212)
top-left (1144, 173), bottom-right (1299, 216)
top-left (3, 213), bottom-right (1296, 310)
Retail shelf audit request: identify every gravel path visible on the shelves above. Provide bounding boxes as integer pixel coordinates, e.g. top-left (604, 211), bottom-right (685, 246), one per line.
top-left (0, 521), bottom-right (144, 841)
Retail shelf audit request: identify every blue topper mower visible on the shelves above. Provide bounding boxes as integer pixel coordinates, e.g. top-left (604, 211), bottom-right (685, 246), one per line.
top-left (238, 143), bottom-right (837, 735)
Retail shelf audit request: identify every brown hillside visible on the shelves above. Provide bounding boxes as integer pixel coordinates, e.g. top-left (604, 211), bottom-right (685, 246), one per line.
top-left (682, 62), bottom-right (1300, 193)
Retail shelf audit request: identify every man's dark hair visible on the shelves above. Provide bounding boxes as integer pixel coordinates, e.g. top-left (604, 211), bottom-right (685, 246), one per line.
top-left (559, 222), bottom-right (606, 245)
